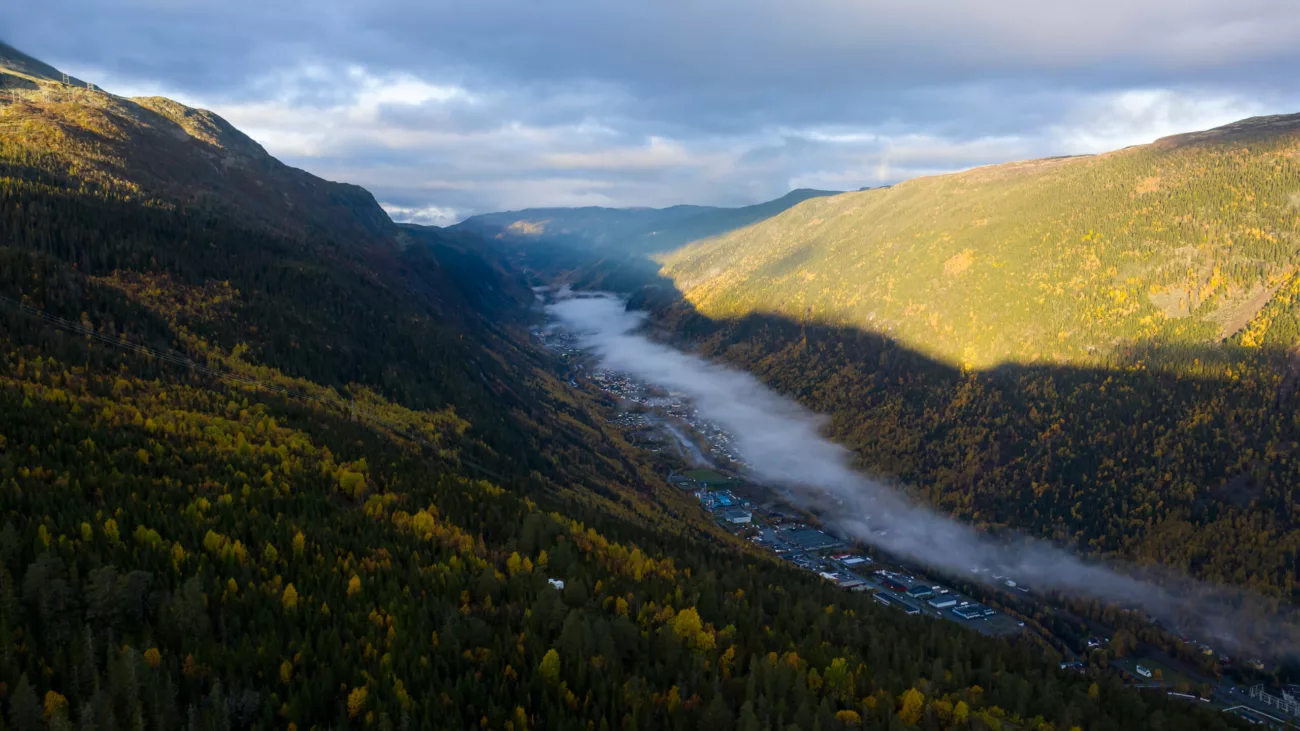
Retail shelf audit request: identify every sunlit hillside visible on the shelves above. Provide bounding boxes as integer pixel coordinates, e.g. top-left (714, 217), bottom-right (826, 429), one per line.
top-left (660, 115), bottom-right (1300, 368)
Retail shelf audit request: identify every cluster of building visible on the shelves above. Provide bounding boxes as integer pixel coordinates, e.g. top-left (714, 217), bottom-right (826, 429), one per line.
top-left (542, 321), bottom-right (1019, 640)
top-left (864, 569), bottom-right (998, 621)
top-left (542, 315), bottom-right (1290, 721)
top-left (684, 476), bottom-right (1018, 629)
top-left (682, 484), bottom-right (757, 526)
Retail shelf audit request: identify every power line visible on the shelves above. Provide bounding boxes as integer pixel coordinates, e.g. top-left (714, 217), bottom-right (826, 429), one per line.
top-left (0, 292), bottom-right (511, 483)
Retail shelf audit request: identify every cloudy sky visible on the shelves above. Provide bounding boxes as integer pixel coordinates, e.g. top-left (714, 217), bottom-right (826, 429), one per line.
top-left (5, 1), bottom-right (1299, 224)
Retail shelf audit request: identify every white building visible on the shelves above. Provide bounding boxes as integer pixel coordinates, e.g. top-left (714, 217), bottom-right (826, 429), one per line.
top-left (722, 508), bottom-right (753, 524)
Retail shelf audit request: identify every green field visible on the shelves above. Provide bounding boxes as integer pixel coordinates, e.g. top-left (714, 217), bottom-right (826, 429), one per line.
top-left (1116, 657), bottom-right (1202, 691)
top-left (683, 468), bottom-right (735, 486)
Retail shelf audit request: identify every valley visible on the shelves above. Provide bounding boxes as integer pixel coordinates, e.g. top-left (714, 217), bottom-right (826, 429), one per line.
top-left (535, 287), bottom-right (1300, 723)
top-left (476, 115), bottom-right (1300, 637)
top-left (0, 30), bottom-right (1293, 730)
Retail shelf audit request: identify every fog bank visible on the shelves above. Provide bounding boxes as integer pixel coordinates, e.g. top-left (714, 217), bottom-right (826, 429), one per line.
top-left (547, 291), bottom-right (1295, 656)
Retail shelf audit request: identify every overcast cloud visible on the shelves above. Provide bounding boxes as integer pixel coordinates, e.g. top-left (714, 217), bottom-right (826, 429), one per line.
top-left (4, 1), bottom-right (1299, 223)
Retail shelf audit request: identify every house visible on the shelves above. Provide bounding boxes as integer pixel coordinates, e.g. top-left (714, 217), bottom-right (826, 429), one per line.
top-left (548, 579), bottom-right (565, 590)
top-left (906, 585), bottom-right (935, 600)
top-left (928, 596), bottom-right (958, 609)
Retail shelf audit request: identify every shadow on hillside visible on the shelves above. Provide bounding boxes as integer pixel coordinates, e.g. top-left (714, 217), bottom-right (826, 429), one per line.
top-left (558, 256), bottom-right (1300, 598)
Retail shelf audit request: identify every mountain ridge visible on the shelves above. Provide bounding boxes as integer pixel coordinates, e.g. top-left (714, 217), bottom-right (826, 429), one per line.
top-left (454, 187), bottom-right (840, 257)
top-left (658, 113), bottom-right (1300, 368)
top-left (0, 43), bottom-right (401, 249)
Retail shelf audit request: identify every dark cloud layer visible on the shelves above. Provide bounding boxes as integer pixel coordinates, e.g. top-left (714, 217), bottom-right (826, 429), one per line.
top-left (5, 1), bottom-right (1299, 221)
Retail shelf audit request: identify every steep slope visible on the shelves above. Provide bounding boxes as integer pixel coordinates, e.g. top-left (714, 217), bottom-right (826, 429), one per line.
top-left (589, 116), bottom-right (1300, 602)
top-left (662, 116), bottom-right (1300, 368)
top-left (0, 44), bottom-right (395, 248)
top-left (0, 45), bottom-right (1239, 730)
top-left (0, 40), bottom-right (90, 88)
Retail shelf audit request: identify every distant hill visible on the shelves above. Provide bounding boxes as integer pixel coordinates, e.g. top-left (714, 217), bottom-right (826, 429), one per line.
top-left (454, 188), bottom-right (840, 260)
top-left (659, 115), bottom-right (1300, 368)
top-left (607, 115), bottom-right (1300, 609)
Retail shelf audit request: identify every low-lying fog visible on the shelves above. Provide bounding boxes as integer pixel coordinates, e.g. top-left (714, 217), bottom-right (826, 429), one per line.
top-left (547, 290), bottom-right (1295, 657)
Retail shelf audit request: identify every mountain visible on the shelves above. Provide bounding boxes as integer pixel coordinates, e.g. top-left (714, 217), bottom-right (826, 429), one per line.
top-left (571, 115), bottom-right (1300, 606)
top-left (660, 115), bottom-right (1300, 369)
top-left (0, 44), bottom-right (1240, 730)
top-left (0, 40), bottom-right (89, 89)
top-left (454, 188), bottom-right (839, 261)
top-left (0, 44), bottom-right (396, 248)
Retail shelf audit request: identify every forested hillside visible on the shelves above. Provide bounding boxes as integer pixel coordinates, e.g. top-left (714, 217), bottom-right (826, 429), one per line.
top-left (0, 46), bottom-right (1238, 730)
top-left (581, 116), bottom-right (1300, 602)
top-left (454, 189), bottom-right (838, 264)
top-left (662, 115), bottom-right (1300, 368)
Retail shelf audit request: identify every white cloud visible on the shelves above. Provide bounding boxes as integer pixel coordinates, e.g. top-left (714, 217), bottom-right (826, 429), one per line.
top-left (1050, 89), bottom-right (1270, 154)
top-left (48, 52), bottom-right (1300, 223)
top-left (381, 203), bottom-right (460, 226)
top-left (541, 137), bottom-right (697, 171)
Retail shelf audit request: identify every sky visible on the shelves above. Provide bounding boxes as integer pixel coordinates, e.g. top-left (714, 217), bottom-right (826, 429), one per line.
top-left (4, 1), bottom-right (1300, 224)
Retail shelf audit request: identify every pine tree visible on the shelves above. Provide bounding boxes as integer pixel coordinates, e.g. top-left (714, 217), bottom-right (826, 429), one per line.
top-left (8, 674), bottom-right (41, 731)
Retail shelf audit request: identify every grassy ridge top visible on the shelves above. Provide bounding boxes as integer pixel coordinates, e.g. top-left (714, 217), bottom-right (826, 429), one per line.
top-left (660, 115), bottom-right (1300, 368)
top-left (0, 54), bottom-right (397, 248)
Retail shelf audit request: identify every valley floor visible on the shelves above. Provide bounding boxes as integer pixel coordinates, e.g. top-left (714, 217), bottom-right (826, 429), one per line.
top-left (539, 293), bottom-right (1300, 727)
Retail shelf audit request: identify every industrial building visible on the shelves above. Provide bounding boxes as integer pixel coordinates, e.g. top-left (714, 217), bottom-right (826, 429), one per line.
top-left (721, 507), bottom-right (753, 524)
top-left (782, 528), bottom-right (844, 552)
top-left (906, 585), bottom-right (935, 600)
top-left (951, 603), bottom-right (993, 620)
